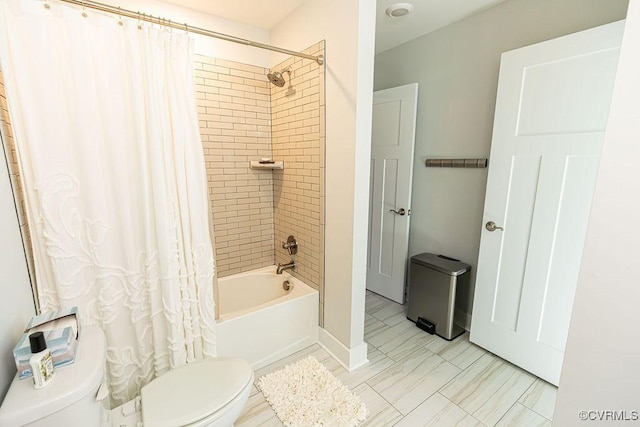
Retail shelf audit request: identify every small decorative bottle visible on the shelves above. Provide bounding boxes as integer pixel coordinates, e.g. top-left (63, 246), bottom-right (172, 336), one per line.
top-left (29, 332), bottom-right (55, 389)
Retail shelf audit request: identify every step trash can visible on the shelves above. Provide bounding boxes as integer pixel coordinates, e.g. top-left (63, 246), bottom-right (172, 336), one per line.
top-left (406, 253), bottom-right (471, 341)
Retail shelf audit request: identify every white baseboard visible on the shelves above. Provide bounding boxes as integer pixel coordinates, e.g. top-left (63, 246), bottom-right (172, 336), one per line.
top-left (317, 327), bottom-right (369, 371)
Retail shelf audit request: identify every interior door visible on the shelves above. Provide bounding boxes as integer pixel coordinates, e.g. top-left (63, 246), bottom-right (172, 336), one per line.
top-left (470, 21), bottom-right (624, 385)
top-left (367, 83), bottom-right (418, 303)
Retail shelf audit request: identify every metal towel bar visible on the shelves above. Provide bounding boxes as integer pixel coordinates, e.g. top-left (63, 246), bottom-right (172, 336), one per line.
top-left (425, 158), bottom-right (488, 168)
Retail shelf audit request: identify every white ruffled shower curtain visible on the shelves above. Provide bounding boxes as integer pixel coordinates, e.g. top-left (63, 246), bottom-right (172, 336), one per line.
top-left (0, 0), bottom-right (216, 404)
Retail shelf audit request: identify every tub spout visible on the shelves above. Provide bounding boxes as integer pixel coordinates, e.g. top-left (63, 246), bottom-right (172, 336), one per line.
top-left (277, 261), bottom-right (296, 274)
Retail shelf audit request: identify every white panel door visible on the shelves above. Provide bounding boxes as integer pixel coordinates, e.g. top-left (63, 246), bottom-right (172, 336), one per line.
top-left (470, 21), bottom-right (624, 385)
top-left (367, 83), bottom-right (418, 303)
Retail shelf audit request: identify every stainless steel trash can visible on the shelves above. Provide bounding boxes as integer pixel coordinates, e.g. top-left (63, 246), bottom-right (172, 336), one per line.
top-left (407, 253), bottom-right (471, 341)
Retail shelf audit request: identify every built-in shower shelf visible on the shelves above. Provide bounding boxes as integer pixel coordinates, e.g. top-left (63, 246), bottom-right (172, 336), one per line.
top-left (250, 160), bottom-right (284, 170)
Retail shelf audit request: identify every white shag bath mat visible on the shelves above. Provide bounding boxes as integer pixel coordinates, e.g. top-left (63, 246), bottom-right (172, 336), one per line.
top-left (257, 356), bottom-right (368, 426)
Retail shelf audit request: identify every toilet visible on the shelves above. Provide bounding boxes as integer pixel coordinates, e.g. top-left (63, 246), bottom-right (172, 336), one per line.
top-left (0, 326), bottom-right (254, 426)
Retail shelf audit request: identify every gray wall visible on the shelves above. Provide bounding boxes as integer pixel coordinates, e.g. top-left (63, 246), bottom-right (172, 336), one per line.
top-left (374, 0), bottom-right (629, 324)
top-left (0, 138), bottom-right (34, 403)
top-left (554, 0), bottom-right (640, 422)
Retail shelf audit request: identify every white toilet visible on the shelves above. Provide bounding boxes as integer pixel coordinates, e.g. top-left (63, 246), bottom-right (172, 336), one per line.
top-left (0, 326), bottom-right (254, 426)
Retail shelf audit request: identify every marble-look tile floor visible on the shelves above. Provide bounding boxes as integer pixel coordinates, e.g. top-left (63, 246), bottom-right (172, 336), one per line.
top-left (236, 291), bottom-right (557, 426)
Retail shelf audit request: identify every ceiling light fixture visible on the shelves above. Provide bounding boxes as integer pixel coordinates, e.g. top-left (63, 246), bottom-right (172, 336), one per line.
top-left (385, 3), bottom-right (413, 18)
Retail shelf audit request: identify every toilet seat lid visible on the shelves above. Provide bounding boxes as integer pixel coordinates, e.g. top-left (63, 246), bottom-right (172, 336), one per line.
top-left (141, 357), bottom-right (252, 427)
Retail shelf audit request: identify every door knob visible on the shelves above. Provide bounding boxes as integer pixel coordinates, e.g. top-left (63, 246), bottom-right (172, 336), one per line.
top-left (485, 221), bottom-right (504, 232)
top-left (390, 208), bottom-right (406, 216)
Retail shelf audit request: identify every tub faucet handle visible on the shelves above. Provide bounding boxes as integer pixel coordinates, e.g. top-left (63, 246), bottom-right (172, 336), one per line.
top-left (282, 235), bottom-right (298, 255)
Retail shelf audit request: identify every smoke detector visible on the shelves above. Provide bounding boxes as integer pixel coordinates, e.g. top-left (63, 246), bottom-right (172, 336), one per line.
top-left (385, 3), bottom-right (413, 18)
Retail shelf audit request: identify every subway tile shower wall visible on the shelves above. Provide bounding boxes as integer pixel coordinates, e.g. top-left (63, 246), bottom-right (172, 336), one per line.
top-left (195, 55), bottom-right (275, 277)
top-left (271, 41), bottom-right (325, 294)
top-left (195, 41), bottom-right (325, 291)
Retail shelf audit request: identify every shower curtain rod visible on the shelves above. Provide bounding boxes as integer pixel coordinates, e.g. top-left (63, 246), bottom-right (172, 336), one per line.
top-left (56, 0), bottom-right (325, 65)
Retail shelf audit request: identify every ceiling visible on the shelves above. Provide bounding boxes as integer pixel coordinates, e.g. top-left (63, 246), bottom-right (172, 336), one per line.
top-left (161, 0), bottom-right (309, 30)
top-left (375, 0), bottom-right (508, 53)
top-left (163, 0), bottom-right (508, 53)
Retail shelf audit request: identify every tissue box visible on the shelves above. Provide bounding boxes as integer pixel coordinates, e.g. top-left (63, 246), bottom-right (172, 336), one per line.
top-left (13, 306), bottom-right (80, 379)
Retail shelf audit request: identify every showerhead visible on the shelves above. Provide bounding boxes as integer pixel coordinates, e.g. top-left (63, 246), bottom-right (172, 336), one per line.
top-left (267, 68), bottom-right (296, 97)
top-left (267, 67), bottom-right (293, 88)
top-left (267, 71), bottom-right (286, 87)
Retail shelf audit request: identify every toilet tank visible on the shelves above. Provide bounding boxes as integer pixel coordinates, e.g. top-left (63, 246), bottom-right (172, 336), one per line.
top-left (0, 326), bottom-right (109, 426)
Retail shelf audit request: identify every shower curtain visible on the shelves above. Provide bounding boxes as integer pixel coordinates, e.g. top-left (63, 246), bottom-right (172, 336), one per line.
top-left (0, 0), bottom-right (216, 404)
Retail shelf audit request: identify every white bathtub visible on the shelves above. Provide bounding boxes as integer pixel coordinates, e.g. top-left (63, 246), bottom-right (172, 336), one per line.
top-left (215, 266), bottom-right (319, 370)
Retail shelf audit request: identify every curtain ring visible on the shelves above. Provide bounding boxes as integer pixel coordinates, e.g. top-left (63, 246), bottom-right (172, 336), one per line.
top-left (117, 6), bottom-right (123, 26)
top-left (137, 11), bottom-right (142, 29)
top-left (44, 0), bottom-right (51, 9)
top-left (81, 0), bottom-right (87, 17)
top-left (184, 23), bottom-right (188, 34)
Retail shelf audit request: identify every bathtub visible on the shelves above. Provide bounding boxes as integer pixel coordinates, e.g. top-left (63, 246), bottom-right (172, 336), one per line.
top-left (215, 266), bottom-right (319, 370)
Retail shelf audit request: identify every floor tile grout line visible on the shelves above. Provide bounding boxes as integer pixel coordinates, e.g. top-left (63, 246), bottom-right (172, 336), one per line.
top-left (512, 378), bottom-right (538, 410)
top-left (366, 324), bottom-right (476, 383)
top-left (440, 390), bottom-right (487, 426)
top-left (365, 301), bottom-right (390, 313)
top-left (529, 406), bottom-right (554, 422)
top-left (388, 389), bottom-right (439, 422)
top-left (424, 332), bottom-right (485, 371)
top-left (372, 334), bottom-right (436, 363)
top-left (381, 314), bottom-right (409, 327)
top-left (435, 361), bottom-right (467, 394)
top-left (365, 345), bottom-right (430, 381)
top-left (242, 293), bottom-right (556, 426)
top-left (516, 381), bottom-right (554, 422)
top-left (469, 369), bottom-right (537, 426)
top-left (387, 390), bottom-right (432, 426)
top-left (363, 318), bottom-right (391, 338)
top-left (381, 339), bottom-right (439, 364)
top-left (321, 342), bottom-right (407, 425)
top-left (435, 345), bottom-right (489, 395)
top-left (363, 343), bottom-right (463, 420)
top-left (361, 379), bottom-right (405, 424)
top-left (434, 352), bottom-right (534, 425)
top-left (387, 391), bottom-right (485, 427)
top-left (367, 304), bottom-right (406, 318)
top-left (368, 295), bottom-right (501, 423)
top-left (492, 400), bottom-right (518, 426)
